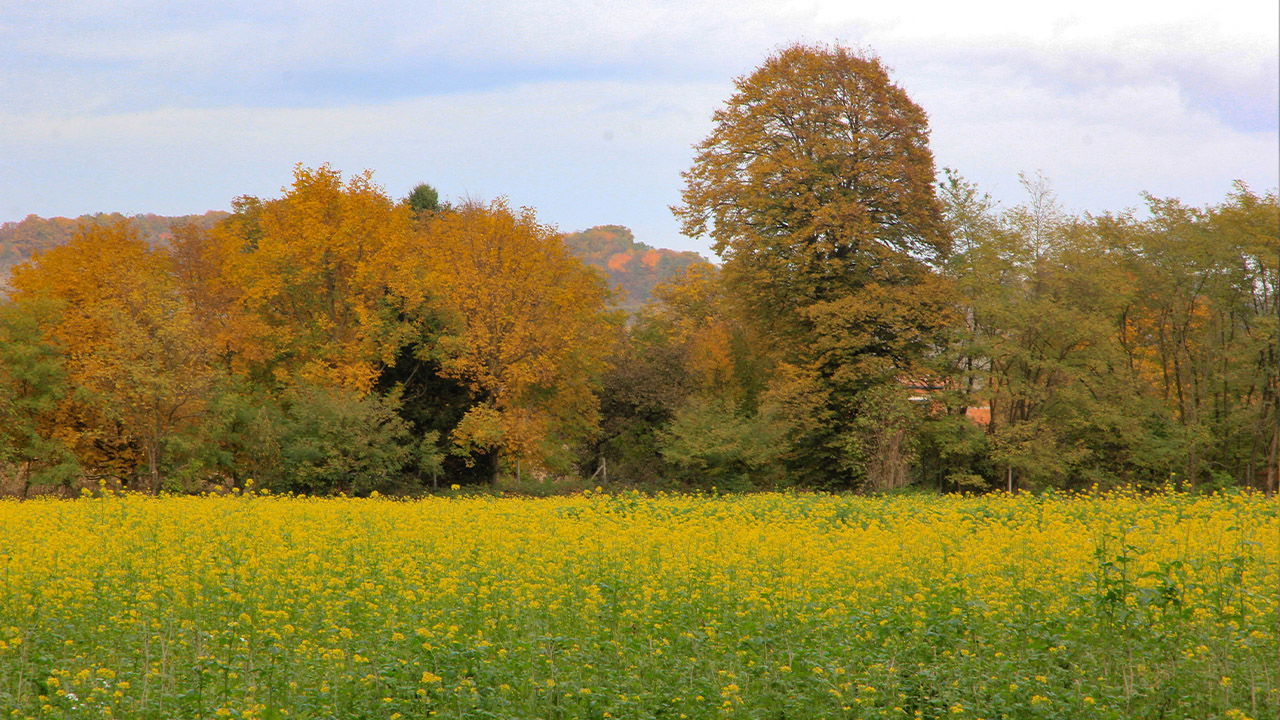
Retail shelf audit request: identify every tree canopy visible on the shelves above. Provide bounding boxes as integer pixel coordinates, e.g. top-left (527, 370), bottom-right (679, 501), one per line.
top-left (676, 42), bottom-right (947, 343)
top-left (0, 46), bottom-right (1274, 497)
top-left (674, 42), bottom-right (955, 489)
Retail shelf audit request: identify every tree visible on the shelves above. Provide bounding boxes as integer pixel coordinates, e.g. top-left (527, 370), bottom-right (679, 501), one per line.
top-left (594, 262), bottom-right (768, 483)
top-left (209, 383), bottom-right (423, 496)
top-left (644, 262), bottom-right (765, 402)
top-left (169, 221), bottom-right (243, 368)
top-left (0, 297), bottom-right (80, 495)
top-left (8, 221), bottom-right (218, 490)
top-left (406, 183), bottom-right (441, 217)
top-left (403, 199), bottom-right (617, 478)
top-left (675, 43), bottom-right (954, 489)
top-left (214, 164), bottom-right (415, 391)
top-left (928, 172), bottom-right (1279, 492)
top-left (1103, 187), bottom-right (1279, 489)
top-left (657, 395), bottom-right (786, 490)
top-left (675, 42), bottom-right (948, 346)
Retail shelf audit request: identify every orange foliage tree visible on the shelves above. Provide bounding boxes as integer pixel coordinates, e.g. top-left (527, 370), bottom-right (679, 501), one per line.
top-left (8, 222), bottom-right (216, 490)
top-left (403, 199), bottom-right (617, 476)
top-left (212, 164), bottom-right (414, 390)
top-left (644, 262), bottom-right (761, 401)
top-left (674, 43), bottom-right (954, 488)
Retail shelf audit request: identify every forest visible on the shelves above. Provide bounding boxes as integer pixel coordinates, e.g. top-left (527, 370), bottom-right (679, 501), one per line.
top-left (0, 44), bottom-right (1276, 497)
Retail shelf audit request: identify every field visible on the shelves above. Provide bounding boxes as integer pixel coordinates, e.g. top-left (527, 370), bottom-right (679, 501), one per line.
top-left (0, 491), bottom-right (1275, 719)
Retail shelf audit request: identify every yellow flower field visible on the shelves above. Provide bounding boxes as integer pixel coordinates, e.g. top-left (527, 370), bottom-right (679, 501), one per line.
top-left (0, 491), bottom-right (1275, 719)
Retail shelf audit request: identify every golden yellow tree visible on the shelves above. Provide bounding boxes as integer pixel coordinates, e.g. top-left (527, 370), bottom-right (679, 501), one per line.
top-left (403, 199), bottom-right (617, 476)
top-left (644, 262), bottom-right (759, 400)
top-left (9, 221), bottom-right (216, 490)
top-left (214, 164), bottom-right (414, 390)
top-left (168, 221), bottom-right (243, 367)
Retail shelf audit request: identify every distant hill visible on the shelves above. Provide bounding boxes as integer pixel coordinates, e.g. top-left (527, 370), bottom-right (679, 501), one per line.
top-left (562, 225), bottom-right (707, 311)
top-left (0, 211), bottom-right (229, 288)
top-left (1, 215), bottom-right (707, 309)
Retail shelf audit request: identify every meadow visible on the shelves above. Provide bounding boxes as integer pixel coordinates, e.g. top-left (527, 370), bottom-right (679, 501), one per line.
top-left (0, 490), bottom-right (1275, 719)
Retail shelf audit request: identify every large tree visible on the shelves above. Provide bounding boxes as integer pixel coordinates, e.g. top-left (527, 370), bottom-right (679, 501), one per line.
top-left (675, 43), bottom-right (954, 488)
top-left (676, 42), bottom-right (948, 345)
top-left (402, 199), bottom-right (617, 478)
top-left (8, 222), bottom-right (217, 490)
top-left (213, 164), bottom-right (414, 391)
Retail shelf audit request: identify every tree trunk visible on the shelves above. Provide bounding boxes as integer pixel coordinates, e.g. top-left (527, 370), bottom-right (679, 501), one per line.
top-left (1267, 420), bottom-right (1278, 497)
top-left (146, 441), bottom-right (160, 494)
top-left (488, 450), bottom-right (501, 485)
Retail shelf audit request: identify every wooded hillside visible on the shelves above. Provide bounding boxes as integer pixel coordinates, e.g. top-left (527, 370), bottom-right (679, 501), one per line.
top-left (561, 225), bottom-right (707, 311)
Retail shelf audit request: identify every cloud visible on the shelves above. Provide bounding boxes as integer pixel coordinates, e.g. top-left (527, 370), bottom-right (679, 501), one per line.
top-left (0, 79), bottom-right (730, 251)
top-left (919, 69), bottom-right (1277, 215)
top-left (6, 1), bottom-right (1274, 126)
top-left (1, 0), bottom-right (1275, 252)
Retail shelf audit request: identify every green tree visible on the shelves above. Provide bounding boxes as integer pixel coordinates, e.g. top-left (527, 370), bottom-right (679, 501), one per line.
top-left (192, 382), bottom-right (424, 495)
top-left (931, 173), bottom-right (1278, 492)
top-left (937, 173), bottom-right (1159, 490)
top-left (0, 298), bottom-right (80, 494)
top-left (406, 183), bottom-right (441, 217)
top-left (657, 396), bottom-right (786, 490)
top-left (1104, 186), bottom-right (1279, 489)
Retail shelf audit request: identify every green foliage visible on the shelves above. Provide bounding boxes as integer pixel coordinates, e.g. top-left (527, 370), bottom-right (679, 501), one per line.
top-left (0, 298), bottom-right (80, 490)
top-left (375, 339), bottom-right (494, 486)
top-left (268, 386), bottom-right (419, 495)
top-left (196, 383), bottom-right (419, 495)
top-left (916, 413), bottom-right (993, 491)
top-left (405, 182), bottom-right (441, 216)
top-left (935, 172), bottom-right (1278, 492)
top-left (658, 396), bottom-right (786, 490)
top-left (593, 322), bottom-right (690, 484)
top-left (762, 366), bottom-right (927, 491)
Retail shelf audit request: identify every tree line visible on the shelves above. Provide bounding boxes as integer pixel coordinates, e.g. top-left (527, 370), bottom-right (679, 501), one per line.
top-left (1, 43), bottom-right (1275, 496)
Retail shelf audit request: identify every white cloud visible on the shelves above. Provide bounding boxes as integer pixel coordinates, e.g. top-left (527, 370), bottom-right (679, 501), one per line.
top-left (1, 0), bottom-right (1275, 251)
top-left (0, 79), bottom-right (730, 251)
top-left (922, 71), bottom-right (1277, 215)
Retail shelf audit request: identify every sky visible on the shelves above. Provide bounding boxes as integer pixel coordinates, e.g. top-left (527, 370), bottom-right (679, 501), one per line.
top-left (1, 0), bottom-right (1276, 256)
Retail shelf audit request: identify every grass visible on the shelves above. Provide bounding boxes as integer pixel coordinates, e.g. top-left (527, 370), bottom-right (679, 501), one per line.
top-left (0, 489), bottom-right (1275, 719)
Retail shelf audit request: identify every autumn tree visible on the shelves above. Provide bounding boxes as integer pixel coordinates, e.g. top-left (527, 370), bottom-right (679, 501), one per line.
top-left (675, 43), bottom-right (954, 488)
top-left (676, 43), bottom-right (948, 344)
top-left (8, 221), bottom-right (217, 490)
top-left (213, 164), bottom-right (415, 390)
top-left (402, 199), bottom-right (617, 478)
top-left (596, 262), bottom-right (772, 485)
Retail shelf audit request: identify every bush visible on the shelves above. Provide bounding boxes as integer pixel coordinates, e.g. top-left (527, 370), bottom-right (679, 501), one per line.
top-left (190, 383), bottom-right (426, 495)
top-left (657, 396), bottom-right (785, 490)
